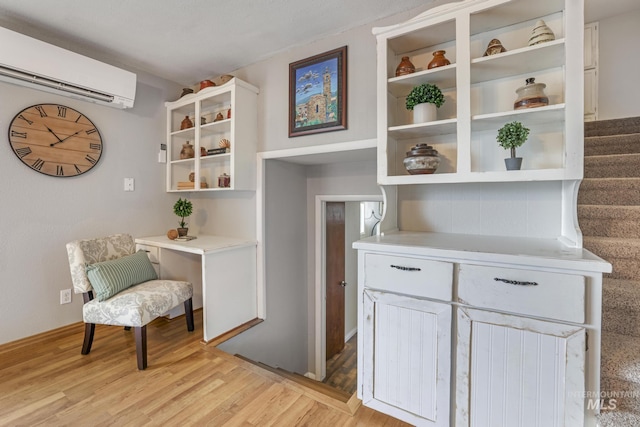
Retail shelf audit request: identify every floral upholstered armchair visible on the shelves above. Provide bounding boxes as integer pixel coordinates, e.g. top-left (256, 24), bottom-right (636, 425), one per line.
top-left (66, 233), bottom-right (194, 370)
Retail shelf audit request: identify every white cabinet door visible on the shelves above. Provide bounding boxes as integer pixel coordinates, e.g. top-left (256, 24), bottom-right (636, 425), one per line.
top-left (456, 307), bottom-right (585, 427)
top-left (362, 289), bottom-right (451, 427)
top-left (584, 22), bottom-right (598, 120)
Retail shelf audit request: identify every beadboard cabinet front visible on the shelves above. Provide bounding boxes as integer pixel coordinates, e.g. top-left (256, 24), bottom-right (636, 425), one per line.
top-left (362, 289), bottom-right (451, 427)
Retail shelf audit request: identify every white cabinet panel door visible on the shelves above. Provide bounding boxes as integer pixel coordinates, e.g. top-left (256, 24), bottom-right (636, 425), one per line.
top-left (363, 289), bottom-right (451, 427)
top-left (456, 307), bottom-right (585, 427)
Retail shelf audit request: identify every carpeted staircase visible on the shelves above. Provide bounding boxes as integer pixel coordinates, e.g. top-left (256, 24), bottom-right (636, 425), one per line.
top-left (579, 117), bottom-right (640, 426)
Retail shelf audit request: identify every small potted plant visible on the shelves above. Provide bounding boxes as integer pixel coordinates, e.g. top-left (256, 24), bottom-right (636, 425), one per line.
top-left (173, 198), bottom-right (193, 237)
top-left (497, 121), bottom-right (530, 170)
top-left (405, 83), bottom-right (445, 123)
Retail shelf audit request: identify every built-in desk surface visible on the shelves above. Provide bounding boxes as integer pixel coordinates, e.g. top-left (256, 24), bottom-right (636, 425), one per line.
top-left (135, 235), bottom-right (258, 343)
top-left (135, 235), bottom-right (256, 255)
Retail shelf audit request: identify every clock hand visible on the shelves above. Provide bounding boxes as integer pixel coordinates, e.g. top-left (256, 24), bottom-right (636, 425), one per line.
top-left (45, 125), bottom-right (63, 143)
top-left (50, 129), bottom-right (83, 147)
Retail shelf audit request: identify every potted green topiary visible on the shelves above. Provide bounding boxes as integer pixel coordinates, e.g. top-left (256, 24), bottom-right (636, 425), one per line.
top-left (173, 198), bottom-right (193, 237)
top-left (497, 121), bottom-right (530, 170)
top-left (405, 83), bottom-right (445, 123)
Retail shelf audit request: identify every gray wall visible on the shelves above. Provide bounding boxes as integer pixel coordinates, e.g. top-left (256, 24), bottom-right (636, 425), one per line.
top-left (0, 72), bottom-right (182, 345)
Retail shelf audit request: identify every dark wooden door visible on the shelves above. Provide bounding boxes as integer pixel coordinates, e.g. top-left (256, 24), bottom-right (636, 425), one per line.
top-left (326, 202), bottom-right (346, 360)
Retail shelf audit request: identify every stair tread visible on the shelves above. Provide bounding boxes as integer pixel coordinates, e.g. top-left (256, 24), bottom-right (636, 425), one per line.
top-left (602, 332), bottom-right (640, 384)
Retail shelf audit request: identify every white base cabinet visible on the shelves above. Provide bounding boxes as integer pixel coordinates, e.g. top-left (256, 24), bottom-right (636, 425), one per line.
top-left (355, 232), bottom-right (611, 427)
top-left (362, 290), bottom-right (451, 426)
top-left (456, 308), bottom-right (585, 427)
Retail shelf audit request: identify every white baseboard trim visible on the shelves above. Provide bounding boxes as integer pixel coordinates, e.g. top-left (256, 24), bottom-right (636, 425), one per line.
top-left (304, 372), bottom-right (317, 380)
top-left (345, 327), bottom-right (357, 343)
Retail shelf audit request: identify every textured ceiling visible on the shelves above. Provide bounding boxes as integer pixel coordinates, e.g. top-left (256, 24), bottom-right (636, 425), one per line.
top-left (0, 0), bottom-right (637, 86)
top-left (0, 0), bottom-right (437, 85)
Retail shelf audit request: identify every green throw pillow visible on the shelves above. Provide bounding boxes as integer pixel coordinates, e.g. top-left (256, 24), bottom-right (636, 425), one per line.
top-left (86, 250), bottom-right (158, 302)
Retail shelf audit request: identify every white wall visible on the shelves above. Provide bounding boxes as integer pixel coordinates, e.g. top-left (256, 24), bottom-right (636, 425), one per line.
top-left (0, 72), bottom-right (183, 345)
top-left (597, 8), bottom-right (640, 120)
top-left (398, 181), bottom-right (563, 238)
top-left (344, 202), bottom-right (360, 339)
top-left (217, 159), bottom-right (309, 373)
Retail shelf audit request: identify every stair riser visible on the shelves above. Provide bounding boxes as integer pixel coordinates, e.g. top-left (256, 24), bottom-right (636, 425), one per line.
top-left (586, 117), bottom-right (640, 137)
top-left (579, 182), bottom-right (640, 206)
top-left (585, 155), bottom-right (640, 178)
top-left (585, 134), bottom-right (640, 156)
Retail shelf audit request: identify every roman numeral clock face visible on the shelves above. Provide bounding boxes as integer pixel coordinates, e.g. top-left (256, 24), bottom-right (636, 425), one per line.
top-left (8, 104), bottom-right (103, 177)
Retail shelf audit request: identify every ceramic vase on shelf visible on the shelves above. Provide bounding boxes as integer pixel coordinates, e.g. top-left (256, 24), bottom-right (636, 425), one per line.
top-left (528, 20), bottom-right (555, 46)
top-left (180, 115), bottom-right (193, 130)
top-left (427, 50), bottom-right (450, 69)
top-left (180, 141), bottom-right (195, 159)
top-left (199, 79), bottom-right (215, 90)
top-left (412, 102), bottom-right (437, 124)
top-left (483, 38), bottom-right (507, 56)
top-left (514, 77), bottom-right (549, 110)
top-left (395, 56), bottom-right (416, 76)
top-left (403, 143), bottom-right (440, 174)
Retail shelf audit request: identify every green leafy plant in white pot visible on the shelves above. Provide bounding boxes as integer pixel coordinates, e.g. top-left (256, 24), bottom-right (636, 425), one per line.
top-left (173, 198), bottom-right (193, 237)
top-left (405, 83), bottom-right (445, 124)
top-left (497, 121), bottom-right (530, 170)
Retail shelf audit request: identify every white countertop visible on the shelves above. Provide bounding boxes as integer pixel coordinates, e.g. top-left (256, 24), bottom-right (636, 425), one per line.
top-left (354, 231), bottom-right (612, 273)
top-left (135, 235), bottom-right (257, 255)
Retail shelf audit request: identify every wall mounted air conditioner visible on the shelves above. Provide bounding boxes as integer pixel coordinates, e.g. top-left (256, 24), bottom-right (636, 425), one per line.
top-left (0, 26), bottom-right (136, 109)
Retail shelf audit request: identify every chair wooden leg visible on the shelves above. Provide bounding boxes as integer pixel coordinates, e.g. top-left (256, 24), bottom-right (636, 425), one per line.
top-left (135, 326), bottom-right (147, 370)
top-left (81, 323), bottom-right (95, 355)
top-left (185, 298), bottom-right (195, 332)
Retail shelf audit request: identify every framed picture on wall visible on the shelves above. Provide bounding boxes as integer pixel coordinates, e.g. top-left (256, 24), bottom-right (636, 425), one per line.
top-left (289, 46), bottom-right (347, 137)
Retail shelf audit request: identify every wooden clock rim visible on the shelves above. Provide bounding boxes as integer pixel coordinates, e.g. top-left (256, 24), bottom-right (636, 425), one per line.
top-left (8, 103), bottom-right (103, 178)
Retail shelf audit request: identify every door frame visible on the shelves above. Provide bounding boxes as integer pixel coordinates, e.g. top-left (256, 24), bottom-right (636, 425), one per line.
top-left (313, 194), bottom-right (383, 381)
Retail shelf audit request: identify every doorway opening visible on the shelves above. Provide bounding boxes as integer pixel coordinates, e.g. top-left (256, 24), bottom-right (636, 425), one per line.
top-left (313, 195), bottom-right (383, 393)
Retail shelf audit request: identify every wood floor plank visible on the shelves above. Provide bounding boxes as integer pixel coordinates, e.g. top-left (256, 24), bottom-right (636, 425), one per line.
top-left (0, 310), bottom-right (409, 426)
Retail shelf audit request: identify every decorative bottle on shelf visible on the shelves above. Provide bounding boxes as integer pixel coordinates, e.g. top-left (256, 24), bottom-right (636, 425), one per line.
top-left (427, 50), bottom-right (450, 69)
top-left (180, 141), bottom-right (195, 159)
top-left (395, 56), bottom-right (416, 77)
top-left (180, 116), bottom-right (193, 130)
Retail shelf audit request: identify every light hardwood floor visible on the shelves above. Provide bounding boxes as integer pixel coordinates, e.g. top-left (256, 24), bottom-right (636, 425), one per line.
top-left (0, 311), bottom-right (409, 426)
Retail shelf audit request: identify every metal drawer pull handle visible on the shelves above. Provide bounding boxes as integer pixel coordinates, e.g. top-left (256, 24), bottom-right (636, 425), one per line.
top-left (494, 277), bottom-right (538, 286)
top-left (390, 265), bottom-right (421, 272)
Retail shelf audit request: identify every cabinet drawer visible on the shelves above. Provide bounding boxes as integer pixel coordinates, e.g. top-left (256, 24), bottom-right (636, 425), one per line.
top-left (458, 264), bottom-right (585, 323)
top-left (136, 244), bottom-right (159, 264)
top-left (364, 253), bottom-right (453, 301)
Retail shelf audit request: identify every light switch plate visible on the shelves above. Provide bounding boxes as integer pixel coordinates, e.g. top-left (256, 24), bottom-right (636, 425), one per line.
top-left (124, 178), bottom-right (135, 191)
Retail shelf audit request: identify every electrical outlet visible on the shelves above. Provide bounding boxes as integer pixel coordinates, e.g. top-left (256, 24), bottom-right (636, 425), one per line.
top-left (60, 289), bottom-right (72, 304)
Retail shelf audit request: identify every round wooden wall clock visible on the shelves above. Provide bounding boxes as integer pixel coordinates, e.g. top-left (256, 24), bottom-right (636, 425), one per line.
top-left (8, 104), bottom-right (103, 177)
